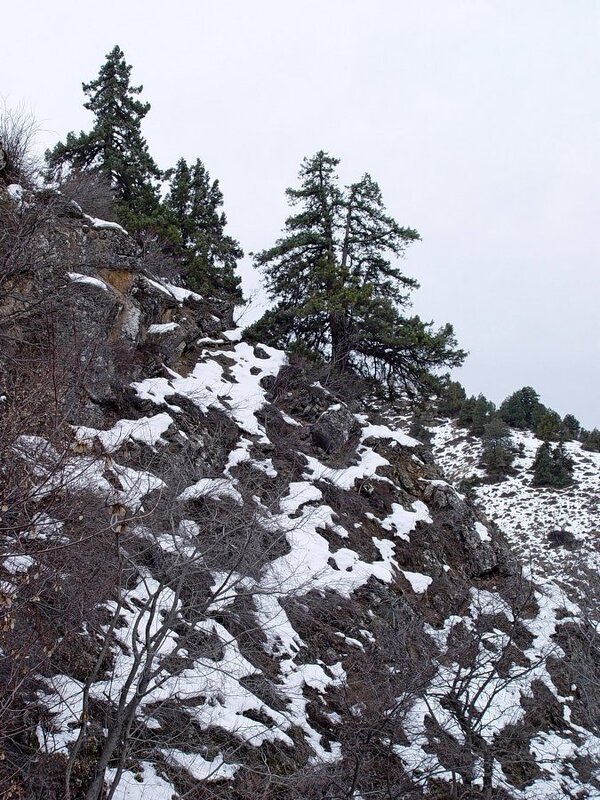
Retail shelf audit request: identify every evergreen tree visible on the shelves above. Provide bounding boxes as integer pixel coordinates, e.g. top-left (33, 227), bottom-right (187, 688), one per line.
top-left (247, 151), bottom-right (465, 397)
top-left (481, 415), bottom-right (514, 478)
top-left (562, 413), bottom-right (581, 441)
top-left (499, 386), bottom-right (541, 430)
top-left (470, 394), bottom-right (496, 436)
top-left (437, 379), bottom-right (467, 417)
top-left (45, 45), bottom-right (162, 228)
top-left (163, 157), bottom-right (243, 301)
top-left (551, 441), bottom-right (574, 487)
top-left (535, 408), bottom-right (563, 442)
top-left (581, 428), bottom-right (600, 452)
top-left (457, 396), bottom-right (477, 429)
top-left (458, 475), bottom-right (479, 503)
top-left (531, 441), bottom-right (554, 486)
top-left (532, 441), bottom-right (574, 487)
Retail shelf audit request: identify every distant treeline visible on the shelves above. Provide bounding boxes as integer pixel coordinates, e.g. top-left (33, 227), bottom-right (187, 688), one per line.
top-left (437, 383), bottom-right (598, 488)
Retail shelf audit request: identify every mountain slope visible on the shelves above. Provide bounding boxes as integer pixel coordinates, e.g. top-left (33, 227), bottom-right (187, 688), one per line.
top-left (429, 418), bottom-right (600, 592)
top-left (2, 185), bottom-right (600, 799)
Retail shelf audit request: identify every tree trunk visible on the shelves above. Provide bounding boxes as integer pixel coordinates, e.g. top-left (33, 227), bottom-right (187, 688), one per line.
top-left (330, 312), bottom-right (351, 371)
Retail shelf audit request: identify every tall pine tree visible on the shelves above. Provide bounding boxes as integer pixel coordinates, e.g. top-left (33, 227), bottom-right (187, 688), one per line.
top-left (163, 158), bottom-right (243, 302)
top-left (45, 45), bottom-right (162, 228)
top-left (247, 151), bottom-right (465, 397)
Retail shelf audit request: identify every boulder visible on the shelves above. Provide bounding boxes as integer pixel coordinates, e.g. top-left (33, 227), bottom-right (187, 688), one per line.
top-left (311, 403), bottom-right (361, 455)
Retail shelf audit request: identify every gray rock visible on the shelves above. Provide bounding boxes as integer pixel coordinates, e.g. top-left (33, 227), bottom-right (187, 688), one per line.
top-left (311, 404), bottom-right (361, 455)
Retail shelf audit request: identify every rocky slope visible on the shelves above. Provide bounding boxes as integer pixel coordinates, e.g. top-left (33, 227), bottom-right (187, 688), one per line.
top-left (2, 185), bottom-right (600, 799)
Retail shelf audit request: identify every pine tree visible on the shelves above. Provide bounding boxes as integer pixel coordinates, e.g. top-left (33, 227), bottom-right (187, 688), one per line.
top-left (457, 396), bottom-right (477, 429)
top-left (437, 380), bottom-right (467, 417)
top-left (581, 428), bottom-right (600, 452)
top-left (481, 415), bottom-right (514, 478)
top-left (470, 394), bottom-right (495, 436)
top-left (45, 45), bottom-right (162, 228)
top-left (535, 409), bottom-right (563, 441)
top-left (247, 151), bottom-right (465, 397)
top-left (532, 440), bottom-right (574, 487)
top-left (163, 158), bottom-right (243, 301)
top-left (531, 441), bottom-right (554, 486)
top-left (562, 414), bottom-right (581, 441)
top-left (499, 386), bottom-right (541, 430)
top-left (551, 441), bottom-right (574, 487)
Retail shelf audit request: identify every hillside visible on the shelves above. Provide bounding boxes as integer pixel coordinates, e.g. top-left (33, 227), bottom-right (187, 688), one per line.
top-left (427, 418), bottom-right (600, 594)
top-left (2, 183), bottom-right (600, 800)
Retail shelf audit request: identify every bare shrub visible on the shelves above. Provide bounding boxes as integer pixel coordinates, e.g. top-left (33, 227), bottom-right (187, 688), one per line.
top-left (136, 229), bottom-right (182, 283)
top-left (0, 104), bottom-right (40, 187)
top-left (57, 169), bottom-right (115, 220)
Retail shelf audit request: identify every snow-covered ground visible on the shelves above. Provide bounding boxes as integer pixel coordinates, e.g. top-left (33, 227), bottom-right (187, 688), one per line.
top-left (430, 418), bottom-right (600, 591)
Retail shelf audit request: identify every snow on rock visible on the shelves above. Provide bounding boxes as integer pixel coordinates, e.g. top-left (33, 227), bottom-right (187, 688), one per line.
top-left (7, 183), bottom-right (24, 202)
top-left (147, 322), bottom-right (180, 334)
top-left (144, 276), bottom-right (202, 303)
top-left (132, 342), bottom-right (287, 440)
top-left (85, 214), bottom-right (127, 233)
top-left (15, 434), bottom-right (164, 511)
top-left (370, 499), bottom-right (432, 542)
top-left (178, 477), bottom-right (243, 504)
top-left (359, 421), bottom-right (418, 448)
top-left (474, 520), bottom-right (491, 542)
top-left (68, 271), bottom-right (109, 291)
top-left (401, 569), bottom-right (432, 593)
top-left (2, 554), bottom-right (35, 574)
top-left (73, 413), bottom-right (174, 453)
top-left (303, 447), bottom-right (390, 490)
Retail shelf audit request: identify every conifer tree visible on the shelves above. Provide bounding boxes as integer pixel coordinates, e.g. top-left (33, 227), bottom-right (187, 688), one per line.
top-left (163, 157), bottom-right (243, 302)
top-left (531, 441), bottom-right (554, 486)
top-left (45, 45), bottom-right (162, 228)
top-left (247, 151), bottom-right (465, 397)
top-left (532, 440), bottom-right (574, 487)
top-left (457, 396), bottom-right (477, 429)
top-left (481, 415), bottom-right (514, 478)
top-left (470, 394), bottom-right (495, 436)
top-left (437, 380), bottom-right (467, 417)
top-left (551, 441), bottom-right (574, 487)
top-left (535, 409), bottom-right (563, 442)
top-left (562, 414), bottom-right (581, 441)
top-left (581, 428), bottom-right (600, 452)
top-left (499, 386), bottom-right (541, 430)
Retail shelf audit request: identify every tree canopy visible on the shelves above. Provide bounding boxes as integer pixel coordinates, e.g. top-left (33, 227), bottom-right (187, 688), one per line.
top-left (163, 157), bottom-right (243, 302)
top-left (246, 151), bottom-right (465, 397)
top-left (45, 45), bottom-right (162, 228)
top-left (532, 441), bottom-right (574, 488)
top-left (499, 386), bottom-right (541, 430)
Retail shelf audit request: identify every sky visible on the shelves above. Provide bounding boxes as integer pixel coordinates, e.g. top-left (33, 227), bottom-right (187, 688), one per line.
top-left (3, 1), bottom-right (599, 427)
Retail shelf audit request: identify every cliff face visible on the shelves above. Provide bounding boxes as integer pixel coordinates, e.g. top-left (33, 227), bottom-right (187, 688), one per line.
top-left (2, 188), bottom-right (600, 800)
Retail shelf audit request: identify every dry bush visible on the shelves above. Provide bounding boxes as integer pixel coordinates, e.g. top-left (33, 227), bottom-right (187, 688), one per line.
top-left (0, 104), bottom-right (40, 188)
top-left (57, 169), bottom-right (115, 221)
top-left (137, 229), bottom-right (182, 283)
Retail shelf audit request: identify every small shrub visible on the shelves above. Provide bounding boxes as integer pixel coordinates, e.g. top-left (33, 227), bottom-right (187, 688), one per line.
top-left (547, 529), bottom-right (576, 549)
top-left (0, 104), bottom-right (40, 187)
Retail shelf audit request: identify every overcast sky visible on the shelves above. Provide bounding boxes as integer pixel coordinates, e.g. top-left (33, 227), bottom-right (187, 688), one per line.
top-left (3, 1), bottom-right (599, 426)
